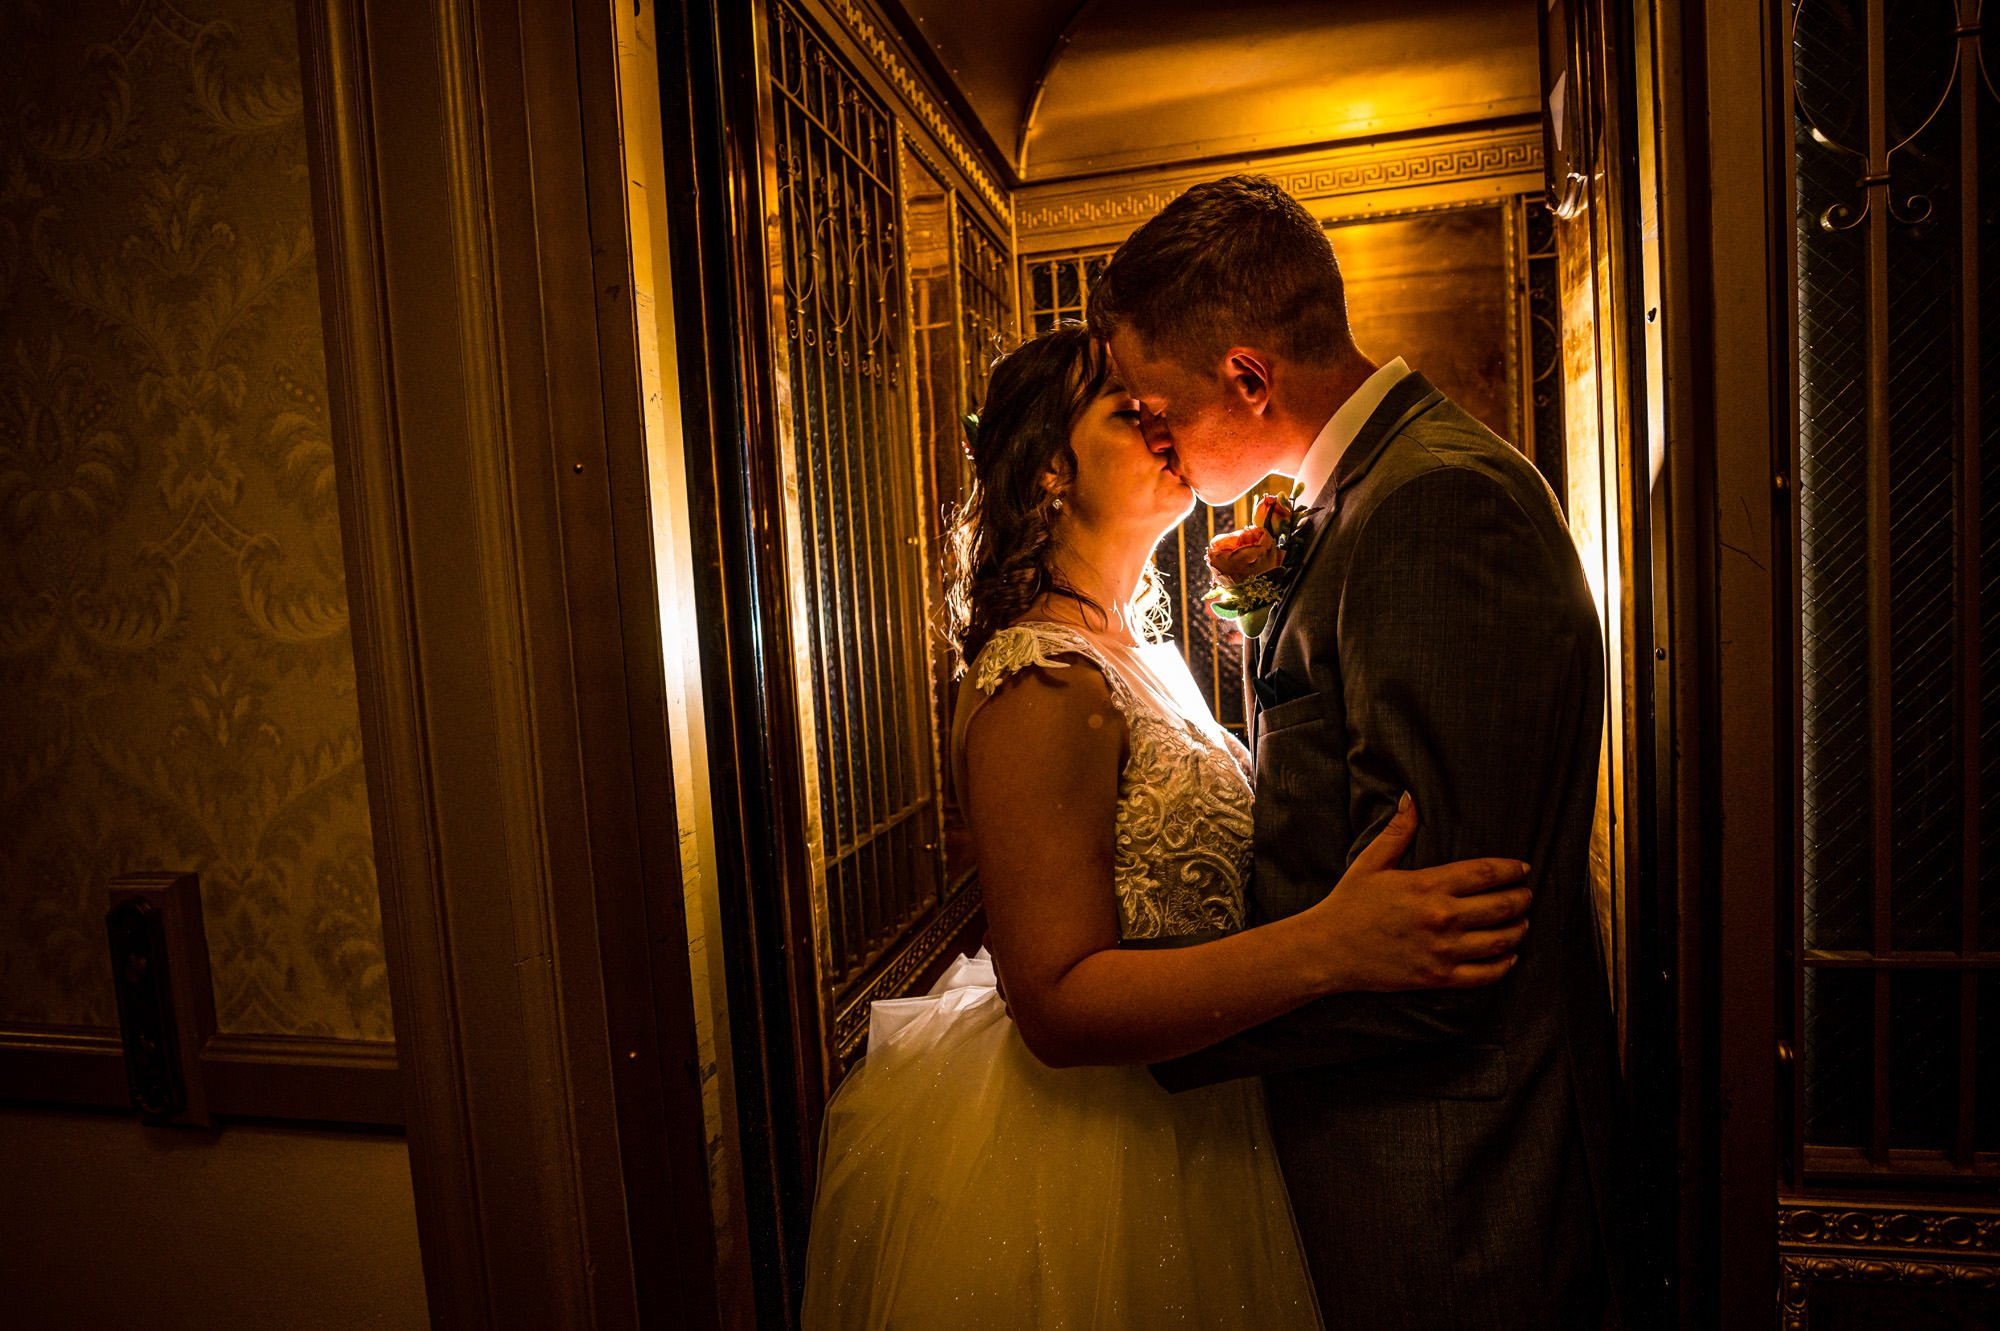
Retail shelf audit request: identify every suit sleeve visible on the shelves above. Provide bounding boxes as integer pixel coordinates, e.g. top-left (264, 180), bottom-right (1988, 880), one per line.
top-left (1153, 465), bottom-right (1582, 1090)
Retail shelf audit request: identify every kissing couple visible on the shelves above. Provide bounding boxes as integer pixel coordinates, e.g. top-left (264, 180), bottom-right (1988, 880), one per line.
top-left (802, 176), bottom-right (1628, 1330)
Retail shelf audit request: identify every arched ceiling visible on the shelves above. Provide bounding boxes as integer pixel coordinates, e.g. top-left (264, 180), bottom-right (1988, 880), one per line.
top-left (890, 0), bottom-right (1540, 184)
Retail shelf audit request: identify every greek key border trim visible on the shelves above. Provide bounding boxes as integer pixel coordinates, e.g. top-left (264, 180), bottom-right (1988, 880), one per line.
top-left (1017, 126), bottom-right (1542, 243)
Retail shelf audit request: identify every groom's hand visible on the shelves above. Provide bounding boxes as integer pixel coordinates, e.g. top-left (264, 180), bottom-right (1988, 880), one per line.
top-left (1309, 794), bottom-right (1532, 993)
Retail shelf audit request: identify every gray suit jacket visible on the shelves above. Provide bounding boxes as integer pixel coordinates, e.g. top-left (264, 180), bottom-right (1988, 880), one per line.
top-left (1155, 374), bottom-right (1626, 1329)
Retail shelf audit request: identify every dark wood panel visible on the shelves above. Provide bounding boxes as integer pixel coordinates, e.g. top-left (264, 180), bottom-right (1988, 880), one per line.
top-left (1331, 205), bottom-right (1516, 442)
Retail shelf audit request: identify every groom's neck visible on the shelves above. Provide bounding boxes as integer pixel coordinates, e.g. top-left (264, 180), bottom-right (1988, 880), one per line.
top-left (1267, 352), bottom-right (1378, 477)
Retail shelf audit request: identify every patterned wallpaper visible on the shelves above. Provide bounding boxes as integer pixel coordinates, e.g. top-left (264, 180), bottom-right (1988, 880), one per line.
top-left (0, 0), bottom-right (391, 1040)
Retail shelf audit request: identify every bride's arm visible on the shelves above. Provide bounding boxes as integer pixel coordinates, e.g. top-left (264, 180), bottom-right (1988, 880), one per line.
top-left (966, 660), bottom-right (1530, 1069)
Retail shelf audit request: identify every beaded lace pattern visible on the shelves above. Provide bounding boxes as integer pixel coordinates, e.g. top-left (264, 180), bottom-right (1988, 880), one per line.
top-left (968, 621), bottom-right (1253, 941)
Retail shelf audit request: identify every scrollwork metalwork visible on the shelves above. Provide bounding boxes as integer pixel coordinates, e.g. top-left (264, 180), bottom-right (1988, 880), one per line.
top-left (954, 211), bottom-right (1011, 408)
top-left (769, 2), bottom-right (944, 1001)
top-left (1794, 0), bottom-right (1973, 231)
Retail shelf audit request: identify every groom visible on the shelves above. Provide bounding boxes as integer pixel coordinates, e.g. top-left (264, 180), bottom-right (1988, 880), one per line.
top-left (1090, 177), bottom-right (1625, 1329)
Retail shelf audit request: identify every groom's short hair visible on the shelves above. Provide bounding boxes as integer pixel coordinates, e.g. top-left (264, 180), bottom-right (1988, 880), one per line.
top-left (1088, 175), bottom-right (1354, 371)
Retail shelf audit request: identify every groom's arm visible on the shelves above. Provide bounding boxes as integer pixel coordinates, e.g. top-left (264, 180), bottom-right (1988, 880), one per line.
top-left (1155, 465), bottom-right (1583, 1090)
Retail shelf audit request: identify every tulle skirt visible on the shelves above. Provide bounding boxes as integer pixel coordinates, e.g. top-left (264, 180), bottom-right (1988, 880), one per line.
top-left (801, 953), bottom-right (1322, 1329)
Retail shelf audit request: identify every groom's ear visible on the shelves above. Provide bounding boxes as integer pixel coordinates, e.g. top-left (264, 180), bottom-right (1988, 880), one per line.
top-left (1223, 348), bottom-right (1272, 414)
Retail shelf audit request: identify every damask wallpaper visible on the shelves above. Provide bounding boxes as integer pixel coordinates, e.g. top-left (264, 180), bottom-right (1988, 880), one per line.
top-left (0, 0), bottom-right (391, 1040)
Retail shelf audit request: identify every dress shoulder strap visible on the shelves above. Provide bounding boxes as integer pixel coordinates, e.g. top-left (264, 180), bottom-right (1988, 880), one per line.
top-left (969, 621), bottom-right (1099, 696)
top-left (951, 622), bottom-right (1135, 804)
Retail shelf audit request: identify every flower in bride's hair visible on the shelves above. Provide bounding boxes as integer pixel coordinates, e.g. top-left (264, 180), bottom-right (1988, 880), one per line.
top-left (960, 412), bottom-right (982, 461)
top-left (1206, 525), bottom-right (1283, 583)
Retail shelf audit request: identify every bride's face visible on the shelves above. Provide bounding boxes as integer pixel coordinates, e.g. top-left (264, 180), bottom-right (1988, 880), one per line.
top-left (1059, 377), bottom-right (1196, 536)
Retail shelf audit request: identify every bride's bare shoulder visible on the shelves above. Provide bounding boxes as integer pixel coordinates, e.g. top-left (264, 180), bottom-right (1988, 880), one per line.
top-left (962, 634), bottom-right (1126, 779)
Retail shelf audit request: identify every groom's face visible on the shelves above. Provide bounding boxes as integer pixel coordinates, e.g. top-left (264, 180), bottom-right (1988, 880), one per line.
top-left (1106, 331), bottom-right (1269, 505)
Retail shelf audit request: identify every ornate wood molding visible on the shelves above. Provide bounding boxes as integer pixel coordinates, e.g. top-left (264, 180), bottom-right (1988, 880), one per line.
top-left (1780, 1254), bottom-right (2000, 1331)
top-left (1778, 1198), bottom-right (2000, 1328)
top-left (1017, 124), bottom-right (1543, 249)
top-left (814, 0), bottom-right (1010, 219)
top-left (297, 0), bottom-right (721, 1323)
top-left (1779, 1199), bottom-right (2000, 1258)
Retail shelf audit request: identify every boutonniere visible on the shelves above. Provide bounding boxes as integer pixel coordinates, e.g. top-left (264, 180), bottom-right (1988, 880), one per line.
top-left (1203, 488), bottom-right (1316, 638)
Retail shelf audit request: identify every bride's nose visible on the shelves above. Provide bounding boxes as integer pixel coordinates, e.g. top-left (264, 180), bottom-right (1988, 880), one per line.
top-left (1139, 409), bottom-right (1173, 453)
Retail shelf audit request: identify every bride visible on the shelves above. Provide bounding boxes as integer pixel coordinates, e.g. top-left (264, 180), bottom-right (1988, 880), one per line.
top-left (800, 325), bottom-right (1532, 1328)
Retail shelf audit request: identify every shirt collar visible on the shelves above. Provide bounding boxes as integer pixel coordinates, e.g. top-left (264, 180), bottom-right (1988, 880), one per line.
top-left (1294, 356), bottom-right (1411, 503)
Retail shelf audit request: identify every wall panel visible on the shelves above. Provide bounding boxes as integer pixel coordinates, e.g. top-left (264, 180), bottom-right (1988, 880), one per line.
top-left (0, 0), bottom-right (387, 1044)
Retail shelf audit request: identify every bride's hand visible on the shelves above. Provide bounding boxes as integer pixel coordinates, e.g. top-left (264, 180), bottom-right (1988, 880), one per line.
top-left (1306, 794), bottom-right (1532, 993)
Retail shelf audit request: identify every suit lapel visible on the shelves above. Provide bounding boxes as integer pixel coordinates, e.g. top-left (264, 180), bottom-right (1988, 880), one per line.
top-left (1255, 374), bottom-right (1444, 658)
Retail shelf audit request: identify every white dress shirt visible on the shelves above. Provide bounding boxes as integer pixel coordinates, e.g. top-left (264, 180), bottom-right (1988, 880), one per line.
top-left (1293, 356), bottom-right (1411, 503)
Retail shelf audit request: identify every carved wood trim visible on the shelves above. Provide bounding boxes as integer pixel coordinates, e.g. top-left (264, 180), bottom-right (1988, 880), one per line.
top-left (296, 0), bottom-right (491, 1315)
top-left (1779, 1199), bottom-right (2000, 1258)
top-left (1780, 1253), bottom-right (2000, 1330)
top-left (296, 0), bottom-right (721, 1324)
top-left (1777, 1198), bottom-right (2000, 1327)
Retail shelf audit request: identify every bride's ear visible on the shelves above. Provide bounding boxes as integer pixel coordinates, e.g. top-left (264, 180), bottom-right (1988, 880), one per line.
top-left (1039, 462), bottom-right (1067, 511)
top-left (1223, 348), bottom-right (1272, 413)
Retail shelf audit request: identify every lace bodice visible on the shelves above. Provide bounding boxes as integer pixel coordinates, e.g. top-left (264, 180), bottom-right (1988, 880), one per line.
top-left (956, 621), bottom-right (1254, 941)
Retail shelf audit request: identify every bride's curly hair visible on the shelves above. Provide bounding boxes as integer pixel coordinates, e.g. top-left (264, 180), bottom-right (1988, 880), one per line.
top-left (944, 323), bottom-right (1172, 675)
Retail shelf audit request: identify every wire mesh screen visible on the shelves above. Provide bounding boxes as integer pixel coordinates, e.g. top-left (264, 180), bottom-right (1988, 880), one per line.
top-left (1792, 0), bottom-right (1995, 1172)
top-left (1796, 0), bottom-right (1874, 958)
top-left (769, 3), bottom-right (942, 1000)
top-left (1881, 1), bottom-right (1962, 955)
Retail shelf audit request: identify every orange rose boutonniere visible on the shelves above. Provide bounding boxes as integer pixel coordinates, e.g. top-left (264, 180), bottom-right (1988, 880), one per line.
top-left (1203, 488), bottom-right (1314, 637)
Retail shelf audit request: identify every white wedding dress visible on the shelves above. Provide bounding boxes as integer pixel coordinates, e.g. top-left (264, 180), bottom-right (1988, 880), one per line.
top-left (800, 621), bottom-right (1321, 1329)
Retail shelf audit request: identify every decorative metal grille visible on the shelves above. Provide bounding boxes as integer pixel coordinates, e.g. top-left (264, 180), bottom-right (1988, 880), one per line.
top-left (1522, 197), bottom-right (1569, 508)
top-left (1792, 0), bottom-right (1997, 1174)
top-left (1159, 505), bottom-right (1251, 736)
top-left (956, 211), bottom-right (1012, 412)
top-left (769, 2), bottom-right (942, 1002)
top-left (1024, 249), bottom-right (1113, 333)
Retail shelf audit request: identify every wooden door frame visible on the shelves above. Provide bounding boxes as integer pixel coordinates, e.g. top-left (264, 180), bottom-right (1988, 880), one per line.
top-left (295, 0), bottom-right (723, 1325)
top-left (650, 0), bottom-right (821, 1322)
top-left (1638, 0), bottom-right (1795, 1322)
top-left (1689, 0), bottom-right (1794, 1322)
